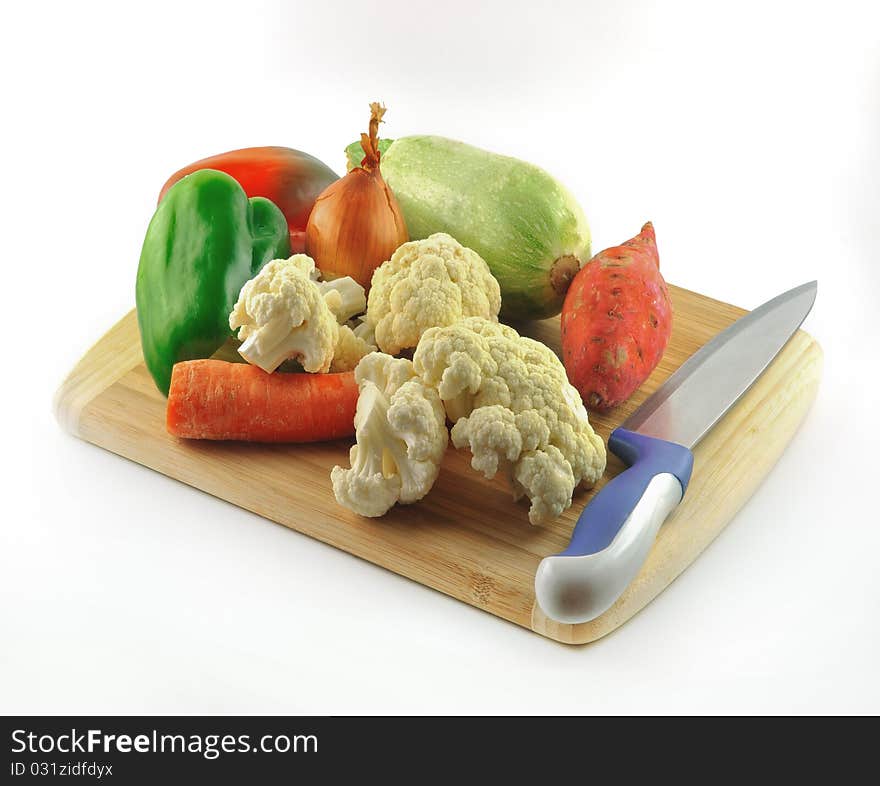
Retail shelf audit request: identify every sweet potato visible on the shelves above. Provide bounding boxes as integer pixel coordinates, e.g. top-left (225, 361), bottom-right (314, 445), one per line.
top-left (560, 222), bottom-right (672, 411)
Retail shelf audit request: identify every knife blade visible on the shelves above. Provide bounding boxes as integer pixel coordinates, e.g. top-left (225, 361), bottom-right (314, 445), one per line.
top-left (534, 281), bottom-right (817, 624)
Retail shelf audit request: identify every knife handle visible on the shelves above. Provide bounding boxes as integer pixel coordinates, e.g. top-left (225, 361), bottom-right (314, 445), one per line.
top-left (534, 428), bottom-right (694, 624)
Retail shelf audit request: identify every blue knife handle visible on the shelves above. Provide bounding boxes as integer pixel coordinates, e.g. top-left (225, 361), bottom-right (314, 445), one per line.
top-left (534, 428), bottom-right (694, 623)
top-left (563, 428), bottom-right (694, 556)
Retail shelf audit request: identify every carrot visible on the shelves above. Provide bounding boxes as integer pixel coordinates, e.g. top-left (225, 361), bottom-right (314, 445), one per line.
top-left (166, 359), bottom-right (358, 442)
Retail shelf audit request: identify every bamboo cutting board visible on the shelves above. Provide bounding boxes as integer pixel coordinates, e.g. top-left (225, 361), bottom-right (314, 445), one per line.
top-left (54, 286), bottom-right (822, 644)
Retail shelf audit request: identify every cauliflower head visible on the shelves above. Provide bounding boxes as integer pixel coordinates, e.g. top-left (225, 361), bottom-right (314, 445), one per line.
top-left (331, 353), bottom-right (448, 518)
top-left (229, 256), bottom-right (339, 373)
top-left (230, 254), bottom-right (369, 374)
top-left (365, 233), bottom-right (502, 355)
top-left (413, 317), bottom-right (606, 525)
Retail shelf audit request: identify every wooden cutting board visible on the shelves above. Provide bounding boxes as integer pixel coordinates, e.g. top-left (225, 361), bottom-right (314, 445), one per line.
top-left (54, 286), bottom-right (822, 644)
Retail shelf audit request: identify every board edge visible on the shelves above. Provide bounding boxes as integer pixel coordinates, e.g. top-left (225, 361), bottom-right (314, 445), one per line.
top-left (53, 309), bottom-right (144, 438)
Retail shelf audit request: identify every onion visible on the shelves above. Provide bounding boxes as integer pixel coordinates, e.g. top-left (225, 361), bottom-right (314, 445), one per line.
top-left (305, 103), bottom-right (408, 288)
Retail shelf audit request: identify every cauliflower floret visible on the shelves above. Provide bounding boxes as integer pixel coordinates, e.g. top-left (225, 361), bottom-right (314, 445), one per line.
top-left (331, 353), bottom-right (448, 517)
top-left (301, 259), bottom-right (367, 324)
top-left (280, 252), bottom-right (367, 324)
top-left (414, 317), bottom-right (606, 525)
top-left (365, 233), bottom-right (502, 355)
top-left (229, 256), bottom-right (338, 373)
top-left (330, 325), bottom-right (376, 373)
top-left (285, 253), bottom-right (318, 278)
top-left (321, 280), bottom-right (367, 324)
top-left (509, 446), bottom-right (576, 527)
top-left (351, 315), bottom-right (376, 347)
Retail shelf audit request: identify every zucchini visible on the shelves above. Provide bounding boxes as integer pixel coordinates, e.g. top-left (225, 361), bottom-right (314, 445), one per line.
top-left (346, 136), bottom-right (590, 321)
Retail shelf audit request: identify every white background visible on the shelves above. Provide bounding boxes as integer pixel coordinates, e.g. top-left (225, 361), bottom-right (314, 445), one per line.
top-left (3, 0), bottom-right (878, 714)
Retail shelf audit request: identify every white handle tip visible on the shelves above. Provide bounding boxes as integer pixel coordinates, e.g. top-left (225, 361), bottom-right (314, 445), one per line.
top-left (535, 556), bottom-right (615, 624)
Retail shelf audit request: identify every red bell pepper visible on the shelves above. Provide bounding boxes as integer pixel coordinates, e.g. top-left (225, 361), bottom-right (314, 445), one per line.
top-left (158, 147), bottom-right (339, 253)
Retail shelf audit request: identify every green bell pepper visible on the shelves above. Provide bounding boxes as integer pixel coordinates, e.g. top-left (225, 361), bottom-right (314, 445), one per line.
top-left (136, 169), bottom-right (290, 394)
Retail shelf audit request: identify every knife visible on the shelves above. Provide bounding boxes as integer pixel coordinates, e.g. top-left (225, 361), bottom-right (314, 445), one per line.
top-left (535, 281), bottom-right (818, 624)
